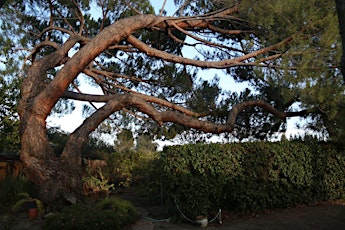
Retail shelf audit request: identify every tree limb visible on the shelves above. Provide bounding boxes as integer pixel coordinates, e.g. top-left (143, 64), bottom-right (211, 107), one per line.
top-left (127, 34), bottom-right (293, 68)
top-left (63, 92), bottom-right (311, 136)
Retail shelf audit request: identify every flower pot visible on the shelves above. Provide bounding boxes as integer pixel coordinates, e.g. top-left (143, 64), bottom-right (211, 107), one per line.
top-left (27, 201), bottom-right (38, 219)
top-left (28, 207), bottom-right (38, 219)
top-left (196, 215), bottom-right (208, 227)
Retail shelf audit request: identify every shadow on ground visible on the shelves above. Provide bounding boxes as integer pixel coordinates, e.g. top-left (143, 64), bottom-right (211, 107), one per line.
top-left (122, 190), bottom-right (345, 230)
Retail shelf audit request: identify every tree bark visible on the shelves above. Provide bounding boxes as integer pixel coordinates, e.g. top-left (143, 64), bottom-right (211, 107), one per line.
top-left (18, 14), bottom-right (165, 204)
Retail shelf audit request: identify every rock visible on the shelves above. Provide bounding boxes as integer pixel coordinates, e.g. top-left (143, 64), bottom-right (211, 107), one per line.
top-left (64, 193), bottom-right (77, 204)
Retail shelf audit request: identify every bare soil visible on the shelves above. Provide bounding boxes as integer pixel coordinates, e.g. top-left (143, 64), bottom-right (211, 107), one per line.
top-left (151, 203), bottom-right (345, 229)
top-left (125, 190), bottom-right (345, 230)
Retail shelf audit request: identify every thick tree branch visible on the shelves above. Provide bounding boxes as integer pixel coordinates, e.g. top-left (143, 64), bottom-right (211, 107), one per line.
top-left (62, 91), bottom-right (201, 117)
top-left (63, 93), bottom-right (310, 138)
top-left (19, 37), bottom-right (80, 120)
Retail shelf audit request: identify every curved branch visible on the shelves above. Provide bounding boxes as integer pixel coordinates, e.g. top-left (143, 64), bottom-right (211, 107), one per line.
top-left (170, 21), bottom-right (243, 51)
top-left (34, 14), bottom-right (162, 118)
top-left (39, 26), bottom-right (76, 38)
top-left (63, 93), bottom-right (311, 139)
top-left (127, 34), bottom-right (293, 68)
top-left (62, 91), bottom-right (201, 117)
top-left (207, 24), bottom-right (254, 35)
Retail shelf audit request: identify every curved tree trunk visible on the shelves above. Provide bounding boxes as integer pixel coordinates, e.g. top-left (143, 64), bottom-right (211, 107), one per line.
top-left (18, 44), bottom-right (84, 204)
top-left (18, 15), bottom-right (162, 204)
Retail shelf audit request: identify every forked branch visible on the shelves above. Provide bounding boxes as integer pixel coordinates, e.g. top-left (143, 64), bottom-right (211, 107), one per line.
top-left (65, 92), bottom-right (310, 136)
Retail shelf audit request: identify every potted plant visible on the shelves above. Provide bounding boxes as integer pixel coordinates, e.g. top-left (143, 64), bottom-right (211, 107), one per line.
top-left (13, 193), bottom-right (44, 219)
top-left (195, 215), bottom-right (208, 227)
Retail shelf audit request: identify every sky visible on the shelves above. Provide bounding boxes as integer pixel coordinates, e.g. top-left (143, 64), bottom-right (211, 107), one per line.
top-left (47, 0), bottom-right (308, 143)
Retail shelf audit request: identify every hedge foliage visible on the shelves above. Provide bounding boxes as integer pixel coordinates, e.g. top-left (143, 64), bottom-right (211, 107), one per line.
top-left (161, 141), bottom-right (345, 219)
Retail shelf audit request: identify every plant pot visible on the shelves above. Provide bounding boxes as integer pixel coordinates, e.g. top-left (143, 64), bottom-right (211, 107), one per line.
top-left (196, 215), bottom-right (208, 227)
top-left (28, 207), bottom-right (38, 220)
top-left (27, 201), bottom-right (38, 219)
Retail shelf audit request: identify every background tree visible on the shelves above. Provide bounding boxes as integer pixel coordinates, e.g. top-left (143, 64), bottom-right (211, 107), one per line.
top-left (0, 0), bottom-right (342, 203)
top-left (114, 129), bottom-right (135, 152)
top-left (0, 76), bottom-right (20, 152)
top-left (335, 0), bottom-right (345, 78)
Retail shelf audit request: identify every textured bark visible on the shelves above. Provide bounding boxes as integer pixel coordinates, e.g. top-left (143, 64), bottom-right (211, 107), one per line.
top-left (18, 15), bottom-right (162, 203)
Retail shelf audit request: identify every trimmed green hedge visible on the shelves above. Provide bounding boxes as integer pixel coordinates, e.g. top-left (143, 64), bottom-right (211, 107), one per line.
top-left (161, 142), bottom-right (345, 219)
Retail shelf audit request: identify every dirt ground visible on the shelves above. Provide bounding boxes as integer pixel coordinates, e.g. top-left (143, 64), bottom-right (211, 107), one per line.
top-left (1, 194), bottom-right (344, 230)
top-left (132, 196), bottom-right (345, 230)
top-left (150, 203), bottom-right (345, 229)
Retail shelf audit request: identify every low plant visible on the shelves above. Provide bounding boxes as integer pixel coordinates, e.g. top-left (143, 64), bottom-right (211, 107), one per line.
top-left (45, 197), bottom-right (139, 230)
top-left (0, 176), bottom-right (37, 206)
top-left (12, 192), bottom-right (44, 216)
top-left (82, 168), bottom-right (114, 198)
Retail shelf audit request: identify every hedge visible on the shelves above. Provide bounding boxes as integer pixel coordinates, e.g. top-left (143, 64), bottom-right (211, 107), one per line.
top-left (161, 141), bottom-right (345, 219)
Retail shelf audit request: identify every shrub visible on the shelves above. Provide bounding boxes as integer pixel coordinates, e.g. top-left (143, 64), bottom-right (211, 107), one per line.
top-left (105, 151), bottom-right (140, 188)
top-left (82, 168), bottom-right (114, 199)
top-left (162, 143), bottom-right (243, 219)
top-left (162, 142), bottom-right (345, 219)
top-left (105, 150), bottom-right (162, 199)
top-left (130, 151), bottom-right (163, 204)
top-left (44, 197), bottom-right (139, 230)
top-left (0, 175), bottom-right (37, 206)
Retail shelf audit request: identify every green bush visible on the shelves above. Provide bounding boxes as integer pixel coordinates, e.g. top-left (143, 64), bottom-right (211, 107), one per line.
top-left (130, 151), bottom-right (163, 204)
top-left (82, 168), bottom-right (114, 199)
top-left (105, 150), bottom-right (162, 199)
top-left (162, 142), bottom-right (345, 219)
top-left (44, 197), bottom-right (139, 230)
top-left (105, 151), bottom-right (143, 188)
top-left (162, 143), bottom-right (243, 218)
top-left (0, 176), bottom-right (37, 206)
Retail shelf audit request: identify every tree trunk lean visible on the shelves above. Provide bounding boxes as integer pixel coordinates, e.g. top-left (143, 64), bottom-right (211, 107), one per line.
top-left (18, 48), bottom-right (84, 205)
top-left (20, 113), bottom-right (83, 204)
top-left (18, 15), bottom-right (161, 204)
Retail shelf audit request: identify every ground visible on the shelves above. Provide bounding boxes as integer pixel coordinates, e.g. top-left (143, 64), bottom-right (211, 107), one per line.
top-left (150, 203), bottom-right (345, 229)
top-left (1, 193), bottom-right (345, 230)
top-left (122, 191), bottom-right (345, 230)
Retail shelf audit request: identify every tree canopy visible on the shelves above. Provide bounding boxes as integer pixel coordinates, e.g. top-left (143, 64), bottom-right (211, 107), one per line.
top-left (0, 0), bottom-right (343, 202)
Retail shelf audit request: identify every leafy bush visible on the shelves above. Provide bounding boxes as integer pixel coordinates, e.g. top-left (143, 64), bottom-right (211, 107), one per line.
top-left (82, 169), bottom-right (114, 199)
top-left (162, 143), bottom-right (243, 218)
top-left (130, 151), bottom-right (163, 204)
top-left (45, 197), bottom-right (139, 230)
top-left (105, 150), bottom-right (162, 194)
top-left (0, 176), bottom-right (37, 206)
top-left (105, 151), bottom-right (141, 188)
top-left (162, 142), bottom-right (345, 219)
top-left (12, 192), bottom-right (44, 216)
